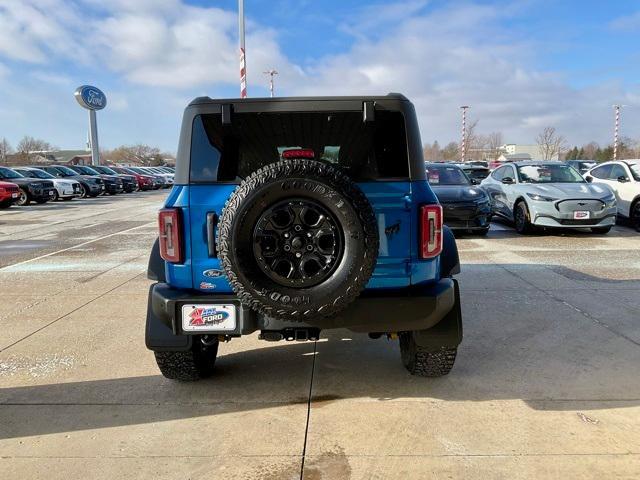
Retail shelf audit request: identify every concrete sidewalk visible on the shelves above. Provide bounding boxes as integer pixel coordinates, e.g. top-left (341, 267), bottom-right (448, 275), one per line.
top-left (1, 191), bottom-right (639, 479)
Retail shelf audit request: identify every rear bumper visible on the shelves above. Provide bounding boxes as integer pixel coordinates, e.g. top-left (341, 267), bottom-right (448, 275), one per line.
top-left (146, 279), bottom-right (458, 351)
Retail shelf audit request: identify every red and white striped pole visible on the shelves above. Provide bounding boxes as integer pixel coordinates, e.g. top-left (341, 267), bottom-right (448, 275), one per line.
top-left (238, 0), bottom-right (247, 98)
top-left (613, 104), bottom-right (621, 160)
top-left (460, 106), bottom-right (469, 162)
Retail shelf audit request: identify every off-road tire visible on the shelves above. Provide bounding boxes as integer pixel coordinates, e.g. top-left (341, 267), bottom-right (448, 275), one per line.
top-left (399, 332), bottom-right (457, 377)
top-left (52, 190), bottom-right (59, 201)
top-left (154, 340), bottom-right (219, 381)
top-left (591, 226), bottom-right (612, 234)
top-left (218, 159), bottom-right (378, 321)
top-left (514, 200), bottom-right (534, 234)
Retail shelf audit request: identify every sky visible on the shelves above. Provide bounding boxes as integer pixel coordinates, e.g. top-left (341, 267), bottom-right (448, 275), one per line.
top-left (0, 0), bottom-right (639, 153)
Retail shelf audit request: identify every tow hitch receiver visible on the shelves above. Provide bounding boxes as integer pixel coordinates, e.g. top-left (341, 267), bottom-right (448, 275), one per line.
top-left (259, 328), bottom-right (321, 342)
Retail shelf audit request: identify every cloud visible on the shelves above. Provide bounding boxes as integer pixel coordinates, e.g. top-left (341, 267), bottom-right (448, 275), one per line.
top-left (609, 11), bottom-right (640, 31)
top-left (0, 0), bottom-right (297, 90)
top-left (286, 2), bottom-right (639, 145)
top-left (0, 0), bottom-right (84, 63)
top-left (0, 0), bottom-right (638, 151)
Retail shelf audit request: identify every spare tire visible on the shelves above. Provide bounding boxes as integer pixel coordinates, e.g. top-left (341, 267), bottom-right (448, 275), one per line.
top-left (218, 159), bottom-right (378, 321)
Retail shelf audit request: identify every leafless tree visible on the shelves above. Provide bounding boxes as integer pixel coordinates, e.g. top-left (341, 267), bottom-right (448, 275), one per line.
top-left (422, 141), bottom-right (441, 161)
top-left (581, 141), bottom-right (599, 160)
top-left (15, 136), bottom-right (53, 163)
top-left (465, 120), bottom-right (480, 152)
top-left (103, 144), bottom-right (164, 166)
top-left (486, 132), bottom-right (504, 160)
top-left (535, 127), bottom-right (567, 160)
top-left (0, 138), bottom-right (12, 165)
top-left (442, 142), bottom-right (459, 161)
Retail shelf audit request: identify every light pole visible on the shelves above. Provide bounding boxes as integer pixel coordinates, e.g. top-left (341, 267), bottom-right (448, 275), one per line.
top-left (238, 0), bottom-right (247, 98)
top-left (460, 106), bottom-right (469, 162)
top-left (263, 69), bottom-right (278, 97)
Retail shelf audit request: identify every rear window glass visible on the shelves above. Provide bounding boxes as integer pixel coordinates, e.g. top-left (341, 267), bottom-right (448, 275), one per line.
top-left (190, 111), bottom-right (409, 182)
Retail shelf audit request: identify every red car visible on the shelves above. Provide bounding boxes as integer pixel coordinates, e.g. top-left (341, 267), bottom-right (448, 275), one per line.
top-left (111, 166), bottom-right (154, 191)
top-left (0, 180), bottom-right (21, 208)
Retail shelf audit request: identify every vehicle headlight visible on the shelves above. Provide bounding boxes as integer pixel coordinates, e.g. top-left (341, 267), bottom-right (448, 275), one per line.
top-left (526, 192), bottom-right (557, 202)
top-left (30, 182), bottom-right (40, 187)
top-left (601, 194), bottom-right (616, 204)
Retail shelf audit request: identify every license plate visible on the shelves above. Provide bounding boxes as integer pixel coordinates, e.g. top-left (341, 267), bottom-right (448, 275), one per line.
top-left (574, 210), bottom-right (590, 220)
top-left (181, 304), bottom-right (236, 332)
top-left (11, 192), bottom-right (18, 198)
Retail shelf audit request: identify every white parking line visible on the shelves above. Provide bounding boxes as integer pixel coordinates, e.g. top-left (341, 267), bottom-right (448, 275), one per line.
top-left (0, 222), bottom-right (153, 271)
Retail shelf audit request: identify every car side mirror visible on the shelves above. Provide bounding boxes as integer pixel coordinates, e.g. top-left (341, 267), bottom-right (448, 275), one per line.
top-left (617, 176), bottom-right (629, 183)
top-left (585, 176), bottom-right (593, 183)
top-left (501, 177), bottom-right (515, 185)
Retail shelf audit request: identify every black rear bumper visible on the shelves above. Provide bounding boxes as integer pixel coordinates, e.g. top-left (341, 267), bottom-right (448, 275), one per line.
top-left (146, 279), bottom-right (460, 351)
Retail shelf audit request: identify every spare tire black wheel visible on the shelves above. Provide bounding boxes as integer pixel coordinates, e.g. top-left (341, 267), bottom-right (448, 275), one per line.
top-left (218, 159), bottom-right (379, 321)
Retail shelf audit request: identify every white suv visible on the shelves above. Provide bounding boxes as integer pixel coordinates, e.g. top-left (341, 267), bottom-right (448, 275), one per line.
top-left (586, 160), bottom-right (640, 231)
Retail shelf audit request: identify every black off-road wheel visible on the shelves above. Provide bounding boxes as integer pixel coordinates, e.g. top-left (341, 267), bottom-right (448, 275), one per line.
top-left (154, 340), bottom-right (219, 381)
top-left (514, 200), bottom-right (534, 234)
top-left (399, 333), bottom-right (457, 377)
top-left (218, 159), bottom-right (378, 321)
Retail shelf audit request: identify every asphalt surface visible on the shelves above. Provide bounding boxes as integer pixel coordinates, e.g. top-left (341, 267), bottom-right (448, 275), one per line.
top-left (1, 191), bottom-right (639, 479)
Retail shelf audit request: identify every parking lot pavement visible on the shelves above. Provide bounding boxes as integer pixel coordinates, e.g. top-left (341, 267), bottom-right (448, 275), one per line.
top-left (1, 194), bottom-right (639, 479)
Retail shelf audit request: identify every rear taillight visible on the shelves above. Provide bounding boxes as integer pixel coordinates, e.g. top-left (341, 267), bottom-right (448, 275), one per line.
top-left (158, 208), bottom-right (183, 263)
top-left (419, 205), bottom-right (443, 259)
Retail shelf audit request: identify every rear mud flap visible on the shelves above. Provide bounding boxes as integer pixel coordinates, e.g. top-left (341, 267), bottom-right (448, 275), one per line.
top-left (412, 278), bottom-right (462, 351)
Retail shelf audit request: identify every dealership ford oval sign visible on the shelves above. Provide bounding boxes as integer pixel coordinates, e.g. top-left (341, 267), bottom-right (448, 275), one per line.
top-left (74, 85), bottom-right (107, 110)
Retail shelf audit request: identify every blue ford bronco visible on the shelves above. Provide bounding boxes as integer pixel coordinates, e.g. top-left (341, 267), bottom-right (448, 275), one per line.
top-left (146, 94), bottom-right (462, 381)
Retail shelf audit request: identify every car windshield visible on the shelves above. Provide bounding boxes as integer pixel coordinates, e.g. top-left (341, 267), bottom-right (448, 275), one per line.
top-left (55, 166), bottom-right (80, 177)
top-left (0, 167), bottom-right (24, 179)
top-left (630, 164), bottom-right (640, 181)
top-left (76, 166), bottom-right (100, 175)
top-left (19, 169), bottom-right (53, 179)
top-left (96, 166), bottom-right (117, 175)
top-left (426, 165), bottom-right (470, 185)
top-left (517, 164), bottom-right (584, 183)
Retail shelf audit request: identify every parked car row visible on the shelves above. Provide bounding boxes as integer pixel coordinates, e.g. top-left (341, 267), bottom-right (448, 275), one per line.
top-left (426, 160), bottom-right (640, 235)
top-left (0, 165), bottom-right (174, 208)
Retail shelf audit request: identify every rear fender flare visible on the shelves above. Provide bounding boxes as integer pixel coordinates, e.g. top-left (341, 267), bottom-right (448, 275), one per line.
top-left (147, 238), bottom-right (166, 282)
top-left (440, 225), bottom-right (460, 278)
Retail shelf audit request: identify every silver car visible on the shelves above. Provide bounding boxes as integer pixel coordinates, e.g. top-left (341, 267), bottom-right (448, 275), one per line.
top-left (481, 161), bottom-right (617, 234)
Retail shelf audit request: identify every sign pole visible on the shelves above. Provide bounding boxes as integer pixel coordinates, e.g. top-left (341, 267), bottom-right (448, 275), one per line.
top-left (74, 85), bottom-right (107, 166)
top-left (88, 109), bottom-right (100, 166)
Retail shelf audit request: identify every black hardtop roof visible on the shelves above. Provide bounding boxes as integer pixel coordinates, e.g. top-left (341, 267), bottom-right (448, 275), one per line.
top-left (188, 93), bottom-right (409, 107)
